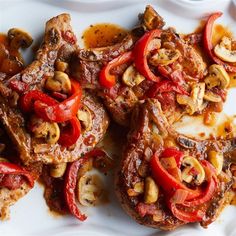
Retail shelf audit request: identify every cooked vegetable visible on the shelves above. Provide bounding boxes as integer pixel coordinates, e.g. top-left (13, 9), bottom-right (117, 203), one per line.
top-left (208, 151), bottom-right (223, 175)
top-left (30, 116), bottom-right (60, 144)
top-left (181, 156), bottom-right (205, 185)
top-left (150, 152), bottom-right (202, 200)
top-left (20, 90), bottom-right (57, 113)
top-left (177, 83), bottom-right (205, 114)
top-left (134, 182), bottom-right (144, 194)
top-left (99, 51), bottom-right (133, 88)
top-left (133, 29), bottom-right (162, 82)
top-left (176, 95), bottom-right (196, 115)
top-left (55, 61), bottom-right (68, 72)
top-left (7, 28), bottom-right (33, 49)
top-left (203, 12), bottom-right (236, 73)
top-left (77, 106), bottom-right (92, 132)
top-left (191, 83), bottom-right (205, 110)
top-left (58, 117), bottom-right (81, 147)
top-left (204, 90), bottom-right (222, 102)
top-left (64, 157), bottom-right (88, 221)
top-left (34, 79), bottom-right (82, 123)
top-left (147, 80), bottom-right (188, 98)
top-left (77, 174), bottom-right (103, 206)
top-left (214, 37), bottom-right (236, 63)
top-left (122, 65), bottom-right (145, 87)
top-left (0, 162), bottom-right (34, 188)
top-left (144, 177), bottom-right (159, 204)
top-left (204, 64), bottom-right (230, 89)
top-left (149, 48), bottom-right (180, 66)
top-left (45, 71), bottom-right (71, 94)
top-left (50, 163), bottom-right (67, 178)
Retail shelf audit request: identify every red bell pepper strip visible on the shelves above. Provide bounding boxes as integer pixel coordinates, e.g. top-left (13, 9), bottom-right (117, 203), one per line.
top-left (160, 147), bottom-right (184, 168)
top-left (133, 29), bottom-right (162, 82)
top-left (34, 79), bottom-right (82, 122)
top-left (9, 79), bottom-right (29, 94)
top-left (204, 12), bottom-right (236, 73)
top-left (0, 162), bottom-right (34, 188)
top-left (150, 152), bottom-right (202, 200)
top-left (146, 80), bottom-right (188, 98)
top-left (168, 201), bottom-right (205, 222)
top-left (64, 157), bottom-right (88, 221)
top-left (20, 90), bottom-right (57, 113)
top-left (58, 117), bottom-right (81, 147)
top-left (182, 160), bottom-right (217, 207)
top-left (99, 51), bottom-right (134, 88)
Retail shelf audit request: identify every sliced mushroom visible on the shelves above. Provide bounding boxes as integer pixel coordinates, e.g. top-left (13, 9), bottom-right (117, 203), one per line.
top-left (30, 116), bottom-right (60, 144)
top-left (191, 82), bottom-right (205, 111)
top-left (177, 83), bottom-right (205, 115)
top-left (50, 163), bottom-right (67, 178)
top-left (204, 90), bottom-right (222, 103)
top-left (77, 106), bottom-right (92, 132)
top-left (122, 65), bottom-right (145, 87)
top-left (45, 71), bottom-right (71, 94)
top-left (208, 151), bottom-right (223, 175)
top-left (144, 176), bottom-right (159, 204)
top-left (181, 156), bottom-right (205, 185)
top-left (7, 28), bottom-right (33, 49)
top-left (214, 36), bottom-right (236, 63)
top-left (55, 61), bottom-right (68, 72)
top-left (77, 174), bottom-right (103, 207)
top-left (205, 64), bottom-right (230, 89)
top-left (149, 48), bottom-right (180, 66)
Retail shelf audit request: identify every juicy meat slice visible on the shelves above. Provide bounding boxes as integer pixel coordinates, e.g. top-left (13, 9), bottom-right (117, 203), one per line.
top-left (116, 99), bottom-right (235, 230)
top-left (0, 14), bottom-right (109, 164)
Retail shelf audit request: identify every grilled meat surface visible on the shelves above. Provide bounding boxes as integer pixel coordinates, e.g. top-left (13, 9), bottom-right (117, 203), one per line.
top-left (0, 14), bottom-right (109, 164)
top-left (116, 99), bottom-right (235, 230)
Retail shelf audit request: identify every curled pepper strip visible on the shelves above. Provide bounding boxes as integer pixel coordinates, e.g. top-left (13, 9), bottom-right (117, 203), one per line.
top-left (168, 201), bottom-right (205, 223)
top-left (133, 29), bottom-right (162, 82)
top-left (59, 117), bottom-right (81, 147)
top-left (20, 90), bottom-right (57, 113)
top-left (64, 157), bottom-right (88, 221)
top-left (146, 80), bottom-right (188, 98)
top-left (0, 162), bottom-right (34, 188)
top-left (34, 79), bottom-right (82, 122)
top-left (182, 160), bottom-right (217, 207)
top-left (203, 12), bottom-right (236, 73)
top-left (150, 152), bottom-right (202, 200)
top-left (99, 51), bottom-right (134, 88)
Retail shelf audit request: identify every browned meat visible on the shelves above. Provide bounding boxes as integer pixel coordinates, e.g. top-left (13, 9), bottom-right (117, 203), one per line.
top-left (0, 14), bottom-right (109, 164)
top-left (71, 34), bottom-right (134, 89)
top-left (0, 182), bottom-right (31, 220)
top-left (70, 6), bottom-right (207, 127)
top-left (160, 29), bottom-right (207, 81)
top-left (116, 99), bottom-right (235, 230)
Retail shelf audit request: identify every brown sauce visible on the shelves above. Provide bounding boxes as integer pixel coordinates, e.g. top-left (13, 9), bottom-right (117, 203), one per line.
top-left (0, 33), bottom-right (24, 77)
top-left (82, 23), bottom-right (128, 48)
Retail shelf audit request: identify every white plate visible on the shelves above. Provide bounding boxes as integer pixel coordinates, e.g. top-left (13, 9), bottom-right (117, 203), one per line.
top-left (1, 0), bottom-right (236, 235)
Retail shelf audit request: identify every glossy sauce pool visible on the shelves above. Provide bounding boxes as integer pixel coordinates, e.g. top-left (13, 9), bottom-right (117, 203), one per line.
top-left (82, 23), bottom-right (128, 48)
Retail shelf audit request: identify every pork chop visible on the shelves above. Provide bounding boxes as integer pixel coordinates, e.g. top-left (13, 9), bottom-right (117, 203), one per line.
top-left (0, 14), bottom-right (109, 164)
top-left (116, 99), bottom-right (235, 230)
